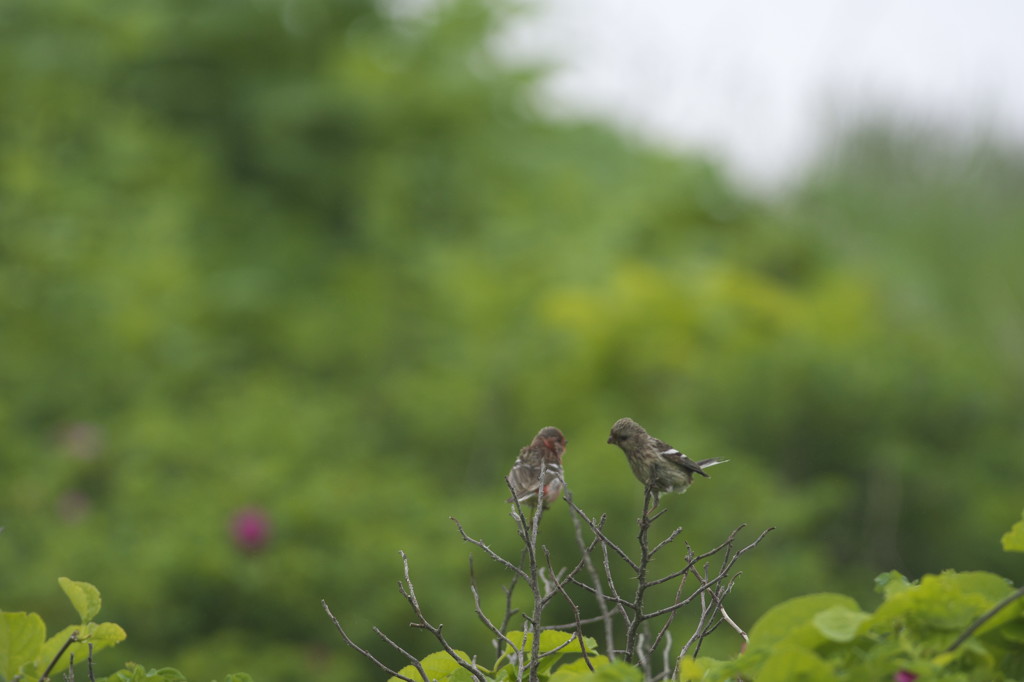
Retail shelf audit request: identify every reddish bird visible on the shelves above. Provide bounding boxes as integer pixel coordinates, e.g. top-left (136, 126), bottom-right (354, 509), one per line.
top-left (607, 418), bottom-right (727, 505)
top-left (506, 426), bottom-right (567, 510)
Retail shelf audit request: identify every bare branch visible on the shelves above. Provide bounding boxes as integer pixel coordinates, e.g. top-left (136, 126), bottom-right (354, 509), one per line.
top-left (565, 496), bottom-right (639, 572)
top-left (717, 603), bottom-right (749, 643)
top-left (396, 552), bottom-right (490, 682)
top-left (643, 571), bottom-right (731, 619)
top-left (649, 526), bottom-right (685, 558)
top-left (372, 627), bottom-right (429, 681)
top-left (645, 525), bottom-right (747, 588)
top-left (324, 458), bottom-right (772, 682)
top-left (599, 537), bottom-right (634, 633)
top-left (544, 547), bottom-right (594, 672)
top-left (678, 584), bottom-right (712, 662)
top-left (535, 631), bottom-right (586, 659)
top-left (565, 578), bottom-right (635, 609)
top-left (451, 517), bottom-right (530, 581)
top-left (651, 549), bottom-right (693, 655)
top-left (467, 555), bottom-right (521, 656)
top-left (565, 489), bottom-right (617, 656)
top-left (945, 583), bottom-right (1024, 653)
top-left (542, 613), bottom-right (620, 629)
top-left (497, 547), bottom-right (527, 652)
top-left (622, 487), bottom-right (659, 662)
top-left (322, 600), bottom-right (416, 682)
top-left (39, 630), bottom-right (78, 682)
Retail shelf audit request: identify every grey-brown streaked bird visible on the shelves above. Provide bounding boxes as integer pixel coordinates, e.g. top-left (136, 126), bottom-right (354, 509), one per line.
top-left (506, 426), bottom-right (567, 510)
top-left (607, 417), bottom-right (727, 504)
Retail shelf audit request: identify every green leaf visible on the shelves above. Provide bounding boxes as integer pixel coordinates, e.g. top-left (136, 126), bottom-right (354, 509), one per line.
top-left (999, 619), bottom-right (1024, 644)
top-left (748, 593), bottom-right (861, 649)
top-left (933, 637), bottom-right (996, 671)
top-left (540, 630), bottom-right (598, 655)
top-left (492, 661), bottom-right (516, 682)
top-left (547, 660), bottom-right (641, 682)
top-left (757, 645), bottom-right (834, 682)
top-left (32, 622), bottom-right (127, 679)
top-left (503, 630), bottom-right (598, 657)
top-left (874, 570), bottom-right (912, 597)
top-left (546, 654), bottom-right (611, 680)
top-left (99, 664), bottom-right (189, 682)
top-left (812, 605), bottom-right (870, 642)
top-left (496, 631), bottom-right (598, 678)
top-left (147, 668), bottom-right (189, 682)
top-left (58, 577), bottom-right (102, 623)
top-left (868, 570), bottom-right (1015, 635)
top-left (221, 674), bottom-right (255, 682)
top-left (0, 611), bottom-right (46, 680)
top-left (1002, 510), bottom-right (1024, 552)
top-left (678, 657), bottom-right (716, 681)
top-left (387, 650), bottom-right (482, 682)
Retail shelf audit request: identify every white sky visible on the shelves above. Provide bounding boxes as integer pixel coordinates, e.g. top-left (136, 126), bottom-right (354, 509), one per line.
top-left (500, 0), bottom-right (1024, 191)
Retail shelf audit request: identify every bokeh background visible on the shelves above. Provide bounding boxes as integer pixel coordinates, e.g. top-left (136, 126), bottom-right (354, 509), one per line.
top-left (1, 1), bottom-right (1021, 680)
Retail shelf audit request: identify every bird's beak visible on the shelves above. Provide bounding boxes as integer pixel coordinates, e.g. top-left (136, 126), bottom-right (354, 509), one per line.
top-left (606, 435), bottom-right (614, 444)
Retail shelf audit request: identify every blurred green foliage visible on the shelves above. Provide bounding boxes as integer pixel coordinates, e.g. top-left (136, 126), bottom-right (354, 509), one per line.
top-left (0, 577), bottom-right (249, 682)
top-left (684, 524), bottom-right (1024, 681)
top-left (1, 0), bottom-right (1022, 680)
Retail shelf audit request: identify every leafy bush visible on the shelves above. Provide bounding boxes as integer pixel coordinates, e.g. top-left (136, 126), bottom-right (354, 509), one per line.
top-left (322, 495), bottom-right (1023, 682)
top-left (681, 509), bottom-right (1024, 681)
top-left (0, 577), bottom-right (248, 682)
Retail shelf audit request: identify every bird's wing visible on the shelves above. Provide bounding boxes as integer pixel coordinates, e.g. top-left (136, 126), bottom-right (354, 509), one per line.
top-left (654, 439), bottom-right (710, 477)
top-left (507, 448), bottom-right (543, 498)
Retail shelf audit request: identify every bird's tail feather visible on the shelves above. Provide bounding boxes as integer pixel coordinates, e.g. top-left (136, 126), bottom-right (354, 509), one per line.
top-left (697, 458), bottom-right (729, 469)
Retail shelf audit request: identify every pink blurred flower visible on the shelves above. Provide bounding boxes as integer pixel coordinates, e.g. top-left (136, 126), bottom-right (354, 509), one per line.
top-left (231, 508), bottom-right (271, 553)
top-left (894, 671), bottom-right (918, 682)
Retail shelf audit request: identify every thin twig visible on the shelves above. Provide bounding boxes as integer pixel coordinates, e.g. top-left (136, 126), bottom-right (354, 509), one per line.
top-left (649, 526), bottom-right (685, 558)
top-left (565, 496), bottom-right (639, 572)
top-left (656, 630), bottom-right (673, 682)
top-left (537, 633), bottom-right (586, 658)
top-left (564, 579), bottom-right (635, 609)
top-left (646, 525), bottom-right (747, 588)
top-left (396, 551), bottom-right (490, 682)
top-left (373, 626), bottom-right (430, 679)
top-left (689, 566), bottom-right (723, 659)
top-left (945, 584), bottom-right (1024, 653)
top-left (544, 547), bottom-right (595, 672)
top-left (565, 489), bottom-right (617, 656)
top-left (543, 613), bottom-right (619, 629)
top-left (524, 478), bottom-right (545, 682)
top-left (451, 517), bottom-right (530, 581)
top-left (599, 535), bottom-right (634, 633)
top-left (651, 547), bottom-right (693, 655)
top-left (642, 571), bottom-right (732, 619)
top-left (679, 586), bottom-right (712, 662)
top-left (322, 600), bottom-right (418, 682)
top-left (468, 555), bottom-right (522, 656)
top-left (716, 603), bottom-right (748, 643)
top-left (39, 630), bottom-right (78, 682)
top-left (623, 487), bottom-right (658, 662)
top-left (501, 551), bottom-right (526, 626)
